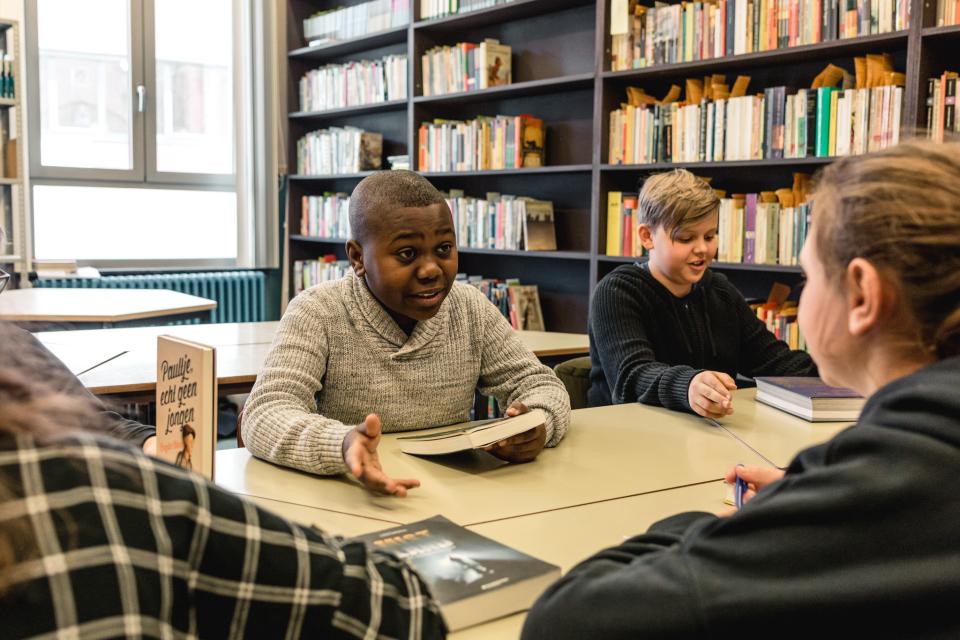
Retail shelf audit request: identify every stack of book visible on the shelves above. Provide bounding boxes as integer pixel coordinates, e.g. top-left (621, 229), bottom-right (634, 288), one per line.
top-left (300, 193), bottom-right (350, 238)
top-left (421, 39), bottom-right (512, 96)
top-left (446, 190), bottom-right (557, 251)
top-left (299, 54), bottom-right (407, 112)
top-left (294, 256), bottom-right (351, 294)
top-left (387, 154), bottom-right (410, 169)
top-left (936, 0), bottom-right (960, 25)
top-left (296, 127), bottom-right (383, 175)
top-left (303, 0), bottom-right (410, 45)
top-left (604, 192), bottom-right (642, 258)
top-left (609, 0), bottom-right (909, 71)
top-left (609, 61), bottom-right (904, 164)
top-left (458, 274), bottom-right (546, 331)
top-left (927, 70), bottom-right (958, 142)
top-left (418, 114), bottom-right (545, 172)
top-left (420, 0), bottom-right (515, 20)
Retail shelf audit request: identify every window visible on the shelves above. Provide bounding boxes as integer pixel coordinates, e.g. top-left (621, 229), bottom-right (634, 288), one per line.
top-left (26, 0), bottom-right (277, 268)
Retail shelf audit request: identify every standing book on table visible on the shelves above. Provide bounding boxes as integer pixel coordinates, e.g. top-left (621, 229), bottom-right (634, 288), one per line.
top-left (755, 376), bottom-right (864, 421)
top-left (353, 515), bottom-right (560, 631)
top-left (156, 336), bottom-right (217, 479)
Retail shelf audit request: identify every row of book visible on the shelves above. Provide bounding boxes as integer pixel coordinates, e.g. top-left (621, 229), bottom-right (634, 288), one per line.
top-left (716, 194), bottom-right (810, 265)
top-left (927, 71), bottom-right (959, 142)
top-left (296, 127), bottom-right (383, 175)
top-left (421, 39), bottom-right (511, 96)
top-left (299, 55), bottom-right (407, 113)
top-left (0, 53), bottom-right (13, 99)
top-left (300, 193), bottom-right (350, 239)
top-left (420, 0), bottom-right (515, 20)
top-left (605, 192), bottom-right (643, 258)
top-left (936, 0), bottom-right (960, 25)
top-left (609, 0), bottom-right (908, 71)
top-left (303, 0), bottom-right (410, 45)
top-left (756, 300), bottom-right (808, 351)
top-left (459, 274), bottom-right (546, 331)
top-left (293, 256), bottom-right (352, 295)
top-left (446, 190), bottom-right (557, 251)
top-left (417, 114), bottom-right (545, 172)
top-left (610, 77), bottom-right (903, 163)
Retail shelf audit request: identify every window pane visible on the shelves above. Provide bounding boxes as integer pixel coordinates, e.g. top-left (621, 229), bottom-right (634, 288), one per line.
top-left (33, 185), bottom-right (237, 260)
top-left (37, 0), bottom-right (133, 170)
top-left (154, 0), bottom-right (234, 174)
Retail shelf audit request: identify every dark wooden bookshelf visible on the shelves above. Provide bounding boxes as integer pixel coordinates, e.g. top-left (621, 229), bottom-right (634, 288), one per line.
top-left (289, 99), bottom-right (408, 120)
top-left (285, 0), bottom-right (943, 333)
top-left (288, 171), bottom-right (379, 181)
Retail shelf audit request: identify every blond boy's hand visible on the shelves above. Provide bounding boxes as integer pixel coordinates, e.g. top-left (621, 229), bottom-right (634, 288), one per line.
top-left (342, 414), bottom-right (420, 496)
top-left (484, 401), bottom-right (546, 463)
top-left (688, 371), bottom-right (737, 419)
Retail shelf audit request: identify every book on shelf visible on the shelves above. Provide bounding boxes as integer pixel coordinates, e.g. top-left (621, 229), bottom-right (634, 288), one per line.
top-left (387, 154), bottom-right (410, 169)
top-left (418, 113), bottom-right (544, 172)
top-left (609, 59), bottom-right (903, 165)
top-left (420, 0), bottom-right (516, 21)
top-left (608, 0), bottom-right (909, 71)
top-left (755, 376), bottom-right (864, 421)
top-left (605, 191), bottom-right (642, 257)
top-left (299, 54), bottom-right (407, 112)
top-left (351, 514), bottom-right (560, 631)
top-left (0, 52), bottom-right (14, 99)
top-left (936, 0), bottom-right (960, 25)
top-left (398, 409), bottom-right (546, 455)
top-left (294, 256), bottom-right (352, 294)
top-left (446, 190), bottom-right (557, 251)
top-left (296, 127), bottom-right (382, 175)
top-left (459, 275), bottom-right (546, 330)
top-left (751, 281), bottom-right (808, 351)
top-left (155, 336), bottom-right (217, 480)
top-left (303, 0), bottom-right (409, 44)
top-left (301, 193), bottom-right (350, 238)
top-left (422, 38), bottom-right (511, 96)
top-left (927, 71), bottom-right (959, 142)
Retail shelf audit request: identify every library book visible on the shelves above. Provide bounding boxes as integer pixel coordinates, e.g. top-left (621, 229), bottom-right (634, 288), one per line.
top-left (398, 409), bottom-right (545, 455)
top-left (352, 515), bottom-right (560, 631)
top-left (755, 376), bottom-right (864, 422)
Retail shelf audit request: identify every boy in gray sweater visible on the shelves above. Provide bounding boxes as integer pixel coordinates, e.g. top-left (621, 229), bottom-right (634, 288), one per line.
top-left (244, 171), bottom-right (570, 495)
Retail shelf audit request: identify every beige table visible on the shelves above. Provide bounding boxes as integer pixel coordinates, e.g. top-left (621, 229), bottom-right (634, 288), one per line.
top-left (39, 323), bottom-right (588, 399)
top-left (215, 402), bottom-right (766, 526)
top-left (715, 388), bottom-right (852, 467)
top-left (1, 288), bottom-right (216, 328)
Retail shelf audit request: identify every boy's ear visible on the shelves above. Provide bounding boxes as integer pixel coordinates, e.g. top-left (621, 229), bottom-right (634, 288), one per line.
top-left (346, 240), bottom-right (365, 276)
top-left (638, 224), bottom-right (656, 251)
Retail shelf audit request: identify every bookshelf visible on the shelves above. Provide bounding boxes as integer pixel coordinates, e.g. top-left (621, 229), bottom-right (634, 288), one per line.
top-left (285, 0), bottom-right (949, 332)
top-left (0, 19), bottom-right (24, 283)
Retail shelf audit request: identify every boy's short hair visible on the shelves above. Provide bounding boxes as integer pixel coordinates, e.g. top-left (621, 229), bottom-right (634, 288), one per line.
top-left (349, 170), bottom-right (447, 242)
top-left (637, 169), bottom-right (719, 238)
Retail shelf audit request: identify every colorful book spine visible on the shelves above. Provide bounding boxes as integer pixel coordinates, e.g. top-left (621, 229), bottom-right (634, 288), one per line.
top-left (299, 54), bottom-right (407, 113)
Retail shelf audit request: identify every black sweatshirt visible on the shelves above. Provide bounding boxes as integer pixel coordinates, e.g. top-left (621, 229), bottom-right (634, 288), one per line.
top-left (523, 356), bottom-right (960, 639)
top-left (0, 321), bottom-right (156, 447)
top-left (588, 263), bottom-right (814, 408)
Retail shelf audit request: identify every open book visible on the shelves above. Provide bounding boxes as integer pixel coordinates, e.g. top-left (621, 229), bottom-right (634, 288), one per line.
top-left (398, 409), bottom-right (546, 456)
top-left (353, 515), bottom-right (560, 631)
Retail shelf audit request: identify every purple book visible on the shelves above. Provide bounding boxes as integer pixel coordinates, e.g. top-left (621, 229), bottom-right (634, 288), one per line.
top-left (744, 193), bottom-right (757, 264)
top-left (755, 376), bottom-right (864, 422)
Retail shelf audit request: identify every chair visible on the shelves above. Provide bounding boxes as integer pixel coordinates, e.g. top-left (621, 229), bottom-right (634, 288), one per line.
top-left (554, 356), bottom-right (592, 410)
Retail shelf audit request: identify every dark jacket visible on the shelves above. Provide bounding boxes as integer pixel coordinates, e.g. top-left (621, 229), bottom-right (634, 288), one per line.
top-left (523, 356), bottom-right (960, 639)
top-left (588, 263), bottom-right (814, 408)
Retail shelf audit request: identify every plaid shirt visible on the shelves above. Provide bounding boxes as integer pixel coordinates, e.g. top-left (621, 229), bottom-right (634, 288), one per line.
top-left (0, 433), bottom-right (446, 639)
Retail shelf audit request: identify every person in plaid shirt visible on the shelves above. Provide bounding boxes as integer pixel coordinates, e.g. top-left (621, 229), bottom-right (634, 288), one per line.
top-left (0, 322), bottom-right (446, 639)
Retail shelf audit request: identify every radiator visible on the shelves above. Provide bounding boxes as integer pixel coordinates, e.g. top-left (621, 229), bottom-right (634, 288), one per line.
top-left (34, 271), bottom-right (266, 324)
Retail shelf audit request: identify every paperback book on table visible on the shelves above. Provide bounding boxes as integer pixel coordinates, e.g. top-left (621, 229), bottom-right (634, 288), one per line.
top-left (398, 408), bottom-right (545, 455)
top-left (755, 376), bottom-right (864, 422)
top-left (353, 515), bottom-right (560, 631)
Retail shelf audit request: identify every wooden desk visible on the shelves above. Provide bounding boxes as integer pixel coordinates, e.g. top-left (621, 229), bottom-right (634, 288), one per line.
top-left (39, 323), bottom-right (588, 399)
top-left (1, 288), bottom-right (216, 328)
top-left (717, 388), bottom-right (852, 467)
top-left (214, 403), bottom-right (766, 526)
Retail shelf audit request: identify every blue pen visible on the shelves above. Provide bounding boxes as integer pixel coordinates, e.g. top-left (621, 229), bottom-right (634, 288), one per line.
top-left (734, 464), bottom-right (748, 509)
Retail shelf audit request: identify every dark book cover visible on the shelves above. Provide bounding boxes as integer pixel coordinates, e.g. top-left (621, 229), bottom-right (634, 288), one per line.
top-left (804, 88), bottom-right (818, 157)
top-left (725, 0), bottom-right (735, 56)
top-left (945, 77), bottom-right (956, 133)
top-left (756, 377), bottom-right (861, 398)
top-left (763, 87), bottom-right (775, 158)
top-left (353, 515), bottom-right (559, 630)
top-left (699, 99), bottom-right (708, 163)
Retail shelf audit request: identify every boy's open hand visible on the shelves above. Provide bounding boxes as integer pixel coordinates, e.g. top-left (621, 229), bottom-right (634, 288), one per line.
top-left (342, 414), bottom-right (420, 496)
top-left (483, 401), bottom-right (546, 463)
top-left (688, 371), bottom-right (737, 418)
top-left (723, 464), bottom-right (785, 508)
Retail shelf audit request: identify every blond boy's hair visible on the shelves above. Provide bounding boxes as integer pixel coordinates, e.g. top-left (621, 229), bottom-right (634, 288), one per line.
top-left (637, 169), bottom-right (719, 239)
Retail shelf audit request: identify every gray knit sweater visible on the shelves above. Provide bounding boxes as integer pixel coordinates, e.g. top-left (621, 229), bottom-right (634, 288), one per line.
top-left (243, 272), bottom-right (571, 475)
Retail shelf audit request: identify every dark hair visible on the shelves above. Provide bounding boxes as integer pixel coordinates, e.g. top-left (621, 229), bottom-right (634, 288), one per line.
top-left (811, 139), bottom-right (960, 358)
top-left (348, 170), bottom-right (447, 242)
